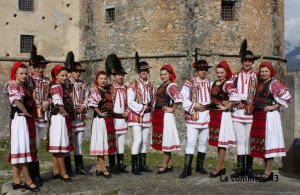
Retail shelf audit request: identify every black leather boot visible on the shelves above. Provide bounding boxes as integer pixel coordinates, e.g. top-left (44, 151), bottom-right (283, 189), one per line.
top-left (28, 162), bottom-right (34, 181)
top-left (230, 155), bottom-right (246, 178)
top-left (117, 153), bottom-right (129, 173)
top-left (64, 156), bottom-right (75, 177)
top-left (74, 155), bottom-right (92, 175)
top-left (195, 152), bottom-right (208, 174)
top-left (32, 161), bottom-right (43, 187)
top-left (179, 154), bottom-right (193, 178)
top-left (131, 154), bottom-right (141, 175)
top-left (139, 153), bottom-right (153, 173)
top-left (109, 154), bottom-right (120, 174)
top-left (246, 155), bottom-right (255, 178)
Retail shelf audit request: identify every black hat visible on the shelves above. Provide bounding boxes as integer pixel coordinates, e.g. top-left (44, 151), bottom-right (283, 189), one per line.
top-left (29, 44), bottom-right (50, 66)
top-left (192, 48), bottom-right (212, 69)
top-left (135, 52), bottom-right (151, 70)
top-left (239, 39), bottom-right (258, 60)
top-left (105, 54), bottom-right (127, 76)
top-left (65, 51), bottom-right (86, 72)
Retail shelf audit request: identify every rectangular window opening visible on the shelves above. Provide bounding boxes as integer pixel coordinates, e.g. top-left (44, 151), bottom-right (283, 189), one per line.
top-left (221, 0), bottom-right (237, 21)
top-left (19, 0), bottom-right (34, 12)
top-left (106, 8), bottom-right (115, 23)
top-left (20, 35), bottom-right (34, 53)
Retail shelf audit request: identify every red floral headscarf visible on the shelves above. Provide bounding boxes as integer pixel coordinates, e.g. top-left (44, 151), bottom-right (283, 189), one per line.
top-left (259, 61), bottom-right (277, 78)
top-left (50, 65), bottom-right (65, 86)
top-left (161, 64), bottom-right (176, 82)
top-left (217, 60), bottom-right (232, 80)
top-left (10, 61), bottom-right (27, 80)
top-left (94, 70), bottom-right (107, 87)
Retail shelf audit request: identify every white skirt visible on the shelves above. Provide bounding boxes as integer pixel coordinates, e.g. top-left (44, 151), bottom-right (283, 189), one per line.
top-left (218, 112), bottom-right (236, 148)
top-left (10, 113), bottom-right (32, 164)
top-left (48, 115), bottom-right (69, 153)
top-left (162, 113), bottom-right (181, 152)
top-left (90, 118), bottom-right (108, 155)
top-left (265, 111), bottom-right (286, 158)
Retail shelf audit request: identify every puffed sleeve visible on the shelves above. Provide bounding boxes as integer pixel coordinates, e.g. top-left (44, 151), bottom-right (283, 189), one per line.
top-left (223, 80), bottom-right (240, 102)
top-left (181, 79), bottom-right (195, 114)
top-left (127, 82), bottom-right (146, 115)
top-left (8, 84), bottom-right (24, 105)
top-left (50, 85), bottom-right (64, 105)
top-left (87, 90), bottom-right (102, 108)
top-left (270, 80), bottom-right (292, 108)
top-left (167, 83), bottom-right (183, 103)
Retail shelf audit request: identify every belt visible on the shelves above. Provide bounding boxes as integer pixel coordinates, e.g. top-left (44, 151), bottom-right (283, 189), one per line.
top-left (114, 113), bottom-right (125, 119)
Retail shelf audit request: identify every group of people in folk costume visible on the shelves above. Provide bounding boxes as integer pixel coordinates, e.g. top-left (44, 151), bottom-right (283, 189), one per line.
top-left (6, 39), bottom-right (292, 192)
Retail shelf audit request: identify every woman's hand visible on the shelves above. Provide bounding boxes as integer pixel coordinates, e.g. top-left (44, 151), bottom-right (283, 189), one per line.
top-left (42, 101), bottom-right (50, 111)
top-left (194, 103), bottom-right (206, 112)
top-left (264, 104), bottom-right (279, 112)
top-left (236, 103), bottom-right (245, 109)
top-left (76, 104), bottom-right (86, 113)
top-left (217, 103), bottom-right (228, 111)
top-left (162, 106), bottom-right (174, 113)
top-left (18, 112), bottom-right (33, 117)
top-left (60, 112), bottom-right (69, 117)
top-left (90, 87), bottom-right (97, 93)
top-left (122, 111), bottom-right (128, 118)
top-left (98, 111), bottom-right (108, 118)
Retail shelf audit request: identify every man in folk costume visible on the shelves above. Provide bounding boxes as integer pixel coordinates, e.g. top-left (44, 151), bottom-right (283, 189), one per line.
top-left (179, 49), bottom-right (212, 178)
top-left (230, 39), bottom-right (257, 178)
top-left (4, 44), bottom-right (51, 187)
top-left (105, 54), bottom-right (129, 174)
top-left (64, 51), bottom-right (92, 176)
top-left (127, 52), bottom-right (153, 175)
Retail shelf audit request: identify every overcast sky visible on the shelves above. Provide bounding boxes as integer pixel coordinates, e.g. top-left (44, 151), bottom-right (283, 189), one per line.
top-left (285, 0), bottom-right (300, 46)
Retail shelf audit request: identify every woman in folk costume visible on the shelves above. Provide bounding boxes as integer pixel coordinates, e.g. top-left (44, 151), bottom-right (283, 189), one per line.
top-left (64, 51), bottom-right (92, 177)
top-left (250, 61), bottom-right (291, 182)
top-left (8, 62), bottom-right (40, 192)
top-left (88, 70), bottom-right (117, 178)
top-left (151, 64), bottom-right (183, 174)
top-left (105, 54), bottom-right (129, 174)
top-left (208, 60), bottom-right (240, 178)
top-left (230, 39), bottom-right (258, 178)
top-left (47, 65), bottom-right (74, 182)
top-left (179, 50), bottom-right (212, 178)
top-left (127, 52), bottom-right (154, 175)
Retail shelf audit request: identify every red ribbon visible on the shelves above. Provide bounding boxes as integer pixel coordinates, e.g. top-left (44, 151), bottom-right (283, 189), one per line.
top-left (259, 61), bottom-right (277, 78)
top-left (218, 60), bottom-right (232, 80)
top-left (10, 61), bottom-right (26, 80)
top-left (162, 64), bottom-right (177, 82)
top-left (94, 70), bottom-right (107, 87)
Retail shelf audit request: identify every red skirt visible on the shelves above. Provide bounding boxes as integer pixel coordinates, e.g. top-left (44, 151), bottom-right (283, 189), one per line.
top-left (151, 109), bottom-right (164, 151)
top-left (105, 117), bottom-right (117, 154)
top-left (208, 110), bottom-right (222, 147)
top-left (250, 110), bottom-right (266, 158)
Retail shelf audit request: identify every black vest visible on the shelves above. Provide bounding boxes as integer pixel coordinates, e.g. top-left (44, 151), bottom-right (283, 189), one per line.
top-left (210, 80), bottom-right (229, 110)
top-left (155, 83), bottom-right (174, 109)
top-left (93, 88), bottom-right (114, 118)
top-left (254, 80), bottom-right (275, 110)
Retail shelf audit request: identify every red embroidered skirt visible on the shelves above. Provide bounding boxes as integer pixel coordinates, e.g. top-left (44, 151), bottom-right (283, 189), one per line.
top-left (151, 109), bottom-right (164, 151)
top-left (250, 110), bottom-right (266, 158)
top-left (208, 110), bottom-right (222, 147)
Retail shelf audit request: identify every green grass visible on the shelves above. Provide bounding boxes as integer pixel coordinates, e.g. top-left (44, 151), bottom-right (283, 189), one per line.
top-left (0, 139), bottom-right (266, 191)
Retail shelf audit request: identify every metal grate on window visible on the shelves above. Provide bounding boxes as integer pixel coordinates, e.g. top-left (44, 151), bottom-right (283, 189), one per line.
top-left (20, 35), bottom-right (34, 53)
top-left (221, 1), bottom-right (236, 21)
top-left (106, 8), bottom-right (115, 23)
top-left (19, 0), bottom-right (34, 12)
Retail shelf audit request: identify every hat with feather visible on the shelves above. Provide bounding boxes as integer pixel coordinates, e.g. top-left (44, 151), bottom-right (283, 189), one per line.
top-left (135, 52), bottom-right (151, 70)
top-left (29, 44), bottom-right (50, 66)
top-left (239, 39), bottom-right (257, 60)
top-left (105, 54), bottom-right (127, 77)
top-left (64, 51), bottom-right (86, 72)
top-left (192, 48), bottom-right (212, 69)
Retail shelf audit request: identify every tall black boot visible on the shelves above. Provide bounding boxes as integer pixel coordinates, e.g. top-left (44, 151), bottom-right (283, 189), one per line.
top-left (246, 155), bottom-right (255, 178)
top-left (179, 154), bottom-right (193, 178)
top-left (28, 162), bottom-right (34, 182)
top-left (117, 153), bottom-right (129, 173)
top-left (74, 155), bottom-right (92, 175)
top-left (64, 156), bottom-right (75, 177)
top-left (230, 155), bottom-right (246, 178)
top-left (32, 161), bottom-right (43, 187)
top-left (139, 153), bottom-right (153, 173)
top-left (195, 152), bottom-right (208, 174)
top-left (108, 154), bottom-right (120, 174)
top-left (131, 154), bottom-right (141, 175)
